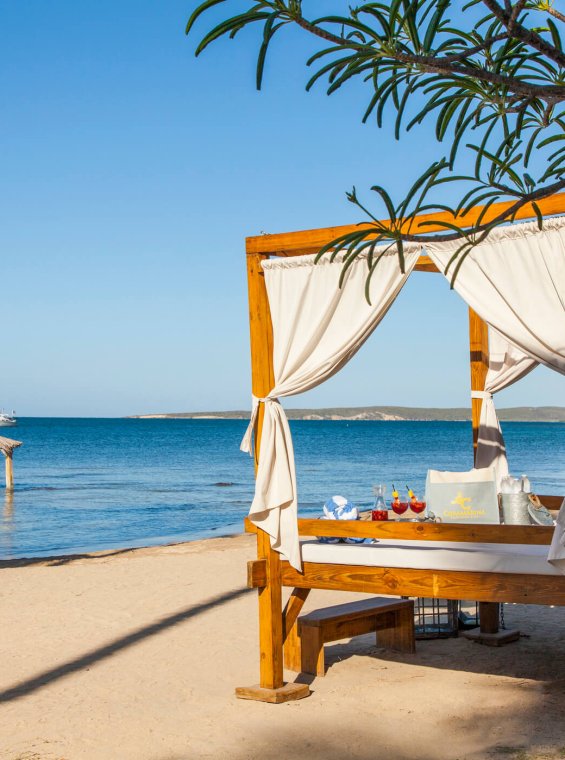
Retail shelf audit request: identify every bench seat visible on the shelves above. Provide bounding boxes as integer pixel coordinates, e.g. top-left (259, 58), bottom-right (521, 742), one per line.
top-left (285, 596), bottom-right (415, 677)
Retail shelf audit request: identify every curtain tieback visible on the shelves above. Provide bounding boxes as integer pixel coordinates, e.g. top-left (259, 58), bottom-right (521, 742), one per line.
top-left (471, 390), bottom-right (493, 400)
top-left (240, 394), bottom-right (279, 455)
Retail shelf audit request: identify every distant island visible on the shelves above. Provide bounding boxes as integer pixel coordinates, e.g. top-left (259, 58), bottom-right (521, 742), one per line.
top-left (128, 405), bottom-right (565, 422)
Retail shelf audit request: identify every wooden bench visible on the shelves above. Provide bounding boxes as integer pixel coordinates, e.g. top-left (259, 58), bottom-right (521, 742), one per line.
top-left (284, 597), bottom-right (415, 677)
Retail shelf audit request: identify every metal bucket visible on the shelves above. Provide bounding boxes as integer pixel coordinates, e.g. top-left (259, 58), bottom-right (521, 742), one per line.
top-left (501, 492), bottom-right (530, 525)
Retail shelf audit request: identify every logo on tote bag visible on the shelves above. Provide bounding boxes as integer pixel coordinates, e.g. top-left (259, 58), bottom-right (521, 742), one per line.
top-left (442, 490), bottom-right (487, 519)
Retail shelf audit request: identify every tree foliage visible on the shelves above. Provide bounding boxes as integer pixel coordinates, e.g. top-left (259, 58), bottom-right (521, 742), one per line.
top-left (187, 0), bottom-right (565, 278)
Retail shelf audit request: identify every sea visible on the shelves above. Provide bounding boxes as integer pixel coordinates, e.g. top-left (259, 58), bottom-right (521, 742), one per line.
top-left (1, 417), bottom-right (564, 560)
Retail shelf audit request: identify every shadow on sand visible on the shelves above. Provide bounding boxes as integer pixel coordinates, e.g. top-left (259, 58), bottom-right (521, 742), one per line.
top-left (0, 586), bottom-right (251, 704)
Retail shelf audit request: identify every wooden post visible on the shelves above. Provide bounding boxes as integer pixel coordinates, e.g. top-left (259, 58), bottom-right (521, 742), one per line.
top-left (466, 310), bottom-right (519, 646)
top-left (3, 486), bottom-right (14, 522)
top-left (468, 307), bottom-right (489, 458)
top-left (5, 454), bottom-right (13, 490)
top-left (235, 252), bottom-right (310, 703)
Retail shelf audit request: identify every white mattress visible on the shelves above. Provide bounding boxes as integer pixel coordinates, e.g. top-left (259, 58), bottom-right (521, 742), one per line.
top-left (300, 539), bottom-right (563, 576)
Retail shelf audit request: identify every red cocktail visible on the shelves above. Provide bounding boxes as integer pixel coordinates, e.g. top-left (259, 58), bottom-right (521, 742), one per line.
top-left (372, 509), bottom-right (389, 521)
top-left (391, 501), bottom-right (409, 516)
top-left (410, 501), bottom-right (426, 515)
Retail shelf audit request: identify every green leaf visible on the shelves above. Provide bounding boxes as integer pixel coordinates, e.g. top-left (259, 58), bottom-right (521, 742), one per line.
top-left (186, 0), bottom-right (228, 36)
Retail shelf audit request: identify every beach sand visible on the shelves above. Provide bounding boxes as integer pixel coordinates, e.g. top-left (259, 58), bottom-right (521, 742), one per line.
top-left (1, 533), bottom-right (565, 760)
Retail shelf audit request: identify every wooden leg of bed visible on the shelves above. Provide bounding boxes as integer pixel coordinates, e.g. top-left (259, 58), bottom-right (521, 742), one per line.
top-left (480, 601), bottom-right (499, 633)
top-left (463, 602), bottom-right (520, 647)
top-left (236, 531), bottom-right (310, 702)
top-left (257, 531), bottom-right (284, 689)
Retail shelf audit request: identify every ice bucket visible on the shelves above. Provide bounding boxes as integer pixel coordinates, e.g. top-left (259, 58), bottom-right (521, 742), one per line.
top-left (501, 492), bottom-right (530, 525)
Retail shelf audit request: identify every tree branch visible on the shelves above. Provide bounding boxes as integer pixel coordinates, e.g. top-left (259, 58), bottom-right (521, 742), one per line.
top-left (292, 12), bottom-right (564, 102)
top-left (441, 33), bottom-right (508, 62)
top-left (481, 0), bottom-right (565, 66)
top-left (392, 50), bottom-right (563, 100)
top-left (546, 5), bottom-right (565, 23)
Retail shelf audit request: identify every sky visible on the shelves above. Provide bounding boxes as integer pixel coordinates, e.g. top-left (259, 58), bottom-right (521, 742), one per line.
top-left (0, 0), bottom-right (563, 417)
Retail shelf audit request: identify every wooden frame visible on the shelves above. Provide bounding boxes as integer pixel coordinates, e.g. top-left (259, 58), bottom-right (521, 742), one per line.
top-left (238, 194), bottom-right (565, 702)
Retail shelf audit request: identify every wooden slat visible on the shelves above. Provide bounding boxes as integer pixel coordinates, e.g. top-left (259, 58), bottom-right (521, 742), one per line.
top-left (281, 562), bottom-right (565, 606)
top-left (294, 518), bottom-right (553, 544)
top-left (300, 597), bottom-right (411, 626)
top-left (539, 495), bottom-right (564, 509)
top-left (246, 193), bottom-right (565, 257)
top-left (246, 516), bottom-right (554, 543)
top-left (318, 613), bottom-right (396, 643)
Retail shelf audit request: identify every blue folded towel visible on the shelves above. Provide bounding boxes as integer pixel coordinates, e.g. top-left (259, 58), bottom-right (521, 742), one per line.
top-left (318, 495), bottom-right (366, 544)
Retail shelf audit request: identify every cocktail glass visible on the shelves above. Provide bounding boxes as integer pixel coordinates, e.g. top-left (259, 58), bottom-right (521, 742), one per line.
top-left (391, 501), bottom-right (409, 517)
top-left (409, 501), bottom-right (426, 518)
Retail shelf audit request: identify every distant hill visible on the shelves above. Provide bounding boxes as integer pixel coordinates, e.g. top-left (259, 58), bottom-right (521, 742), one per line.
top-left (128, 405), bottom-right (565, 422)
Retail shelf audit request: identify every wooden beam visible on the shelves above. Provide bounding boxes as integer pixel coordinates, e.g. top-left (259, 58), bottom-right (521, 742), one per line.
top-left (539, 494), bottom-right (565, 509)
top-left (246, 253), bottom-right (275, 470)
top-left (246, 192), bottom-right (565, 257)
top-left (469, 307), bottom-right (490, 458)
top-left (282, 588), bottom-right (310, 673)
top-left (247, 559), bottom-right (267, 589)
top-left (245, 516), bottom-right (554, 545)
top-left (281, 562), bottom-right (565, 606)
top-left (414, 255), bottom-right (440, 273)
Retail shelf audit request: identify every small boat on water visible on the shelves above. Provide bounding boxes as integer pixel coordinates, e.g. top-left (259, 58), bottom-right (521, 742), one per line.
top-left (0, 409), bottom-right (16, 426)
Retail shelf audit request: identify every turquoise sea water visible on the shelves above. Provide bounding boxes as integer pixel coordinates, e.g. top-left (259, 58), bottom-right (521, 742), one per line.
top-left (1, 418), bottom-right (564, 559)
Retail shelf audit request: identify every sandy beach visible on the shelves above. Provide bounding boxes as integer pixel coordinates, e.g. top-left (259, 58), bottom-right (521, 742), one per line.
top-left (1, 533), bottom-right (565, 760)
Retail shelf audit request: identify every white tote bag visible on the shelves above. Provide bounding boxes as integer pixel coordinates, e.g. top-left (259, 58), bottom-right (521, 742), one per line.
top-left (425, 468), bottom-right (500, 524)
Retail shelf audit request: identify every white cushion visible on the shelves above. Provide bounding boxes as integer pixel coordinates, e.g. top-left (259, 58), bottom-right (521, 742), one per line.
top-left (301, 539), bottom-right (562, 576)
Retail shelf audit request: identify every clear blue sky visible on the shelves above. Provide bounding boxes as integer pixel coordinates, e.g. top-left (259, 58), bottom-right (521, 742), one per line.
top-left (1, 1), bottom-right (562, 416)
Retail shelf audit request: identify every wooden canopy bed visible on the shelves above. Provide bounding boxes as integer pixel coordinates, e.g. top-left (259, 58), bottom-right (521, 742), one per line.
top-left (238, 195), bottom-right (565, 703)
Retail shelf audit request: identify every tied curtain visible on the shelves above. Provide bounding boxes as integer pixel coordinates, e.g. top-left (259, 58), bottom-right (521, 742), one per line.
top-left (241, 246), bottom-right (421, 569)
top-left (426, 216), bottom-right (565, 571)
top-left (474, 328), bottom-right (537, 485)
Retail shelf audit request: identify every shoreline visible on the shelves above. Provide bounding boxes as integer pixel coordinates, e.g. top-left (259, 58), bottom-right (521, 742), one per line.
top-left (0, 530), bottom-right (244, 568)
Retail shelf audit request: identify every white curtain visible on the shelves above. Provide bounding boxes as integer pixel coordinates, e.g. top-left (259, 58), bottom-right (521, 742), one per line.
top-left (426, 217), bottom-right (565, 564)
top-left (548, 499), bottom-right (565, 573)
top-left (241, 246), bottom-right (421, 569)
top-left (425, 217), bottom-right (565, 372)
top-left (474, 329), bottom-right (538, 485)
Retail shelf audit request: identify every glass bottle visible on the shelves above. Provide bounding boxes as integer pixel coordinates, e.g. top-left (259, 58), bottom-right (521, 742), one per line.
top-left (372, 484), bottom-right (389, 521)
